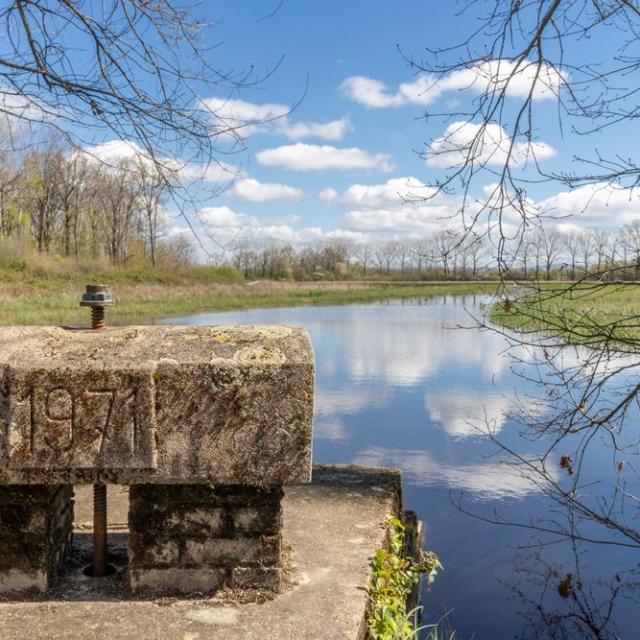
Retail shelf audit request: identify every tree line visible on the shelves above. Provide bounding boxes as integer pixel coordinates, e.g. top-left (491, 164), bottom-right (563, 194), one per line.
top-left (3, 140), bottom-right (640, 281)
top-left (230, 224), bottom-right (640, 281)
top-left (0, 140), bottom-right (193, 269)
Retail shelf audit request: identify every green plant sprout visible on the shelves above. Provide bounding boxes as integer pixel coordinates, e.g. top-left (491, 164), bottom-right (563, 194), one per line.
top-left (368, 516), bottom-right (443, 640)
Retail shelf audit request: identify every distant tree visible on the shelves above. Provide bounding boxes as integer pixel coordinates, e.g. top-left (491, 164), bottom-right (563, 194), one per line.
top-left (355, 243), bottom-right (373, 274)
top-left (134, 162), bottom-right (167, 267)
top-left (540, 228), bottom-right (563, 279)
top-left (22, 142), bottom-right (63, 252)
top-left (374, 242), bottom-right (398, 275)
top-left (433, 231), bottom-right (456, 278)
top-left (622, 220), bottom-right (640, 277)
top-left (590, 229), bottom-right (610, 273)
top-left (0, 1), bottom-right (279, 252)
top-left (394, 240), bottom-right (413, 275)
top-left (563, 231), bottom-right (582, 280)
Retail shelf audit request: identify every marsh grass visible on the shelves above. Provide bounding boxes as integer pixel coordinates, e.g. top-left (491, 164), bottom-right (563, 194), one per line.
top-left (490, 282), bottom-right (640, 345)
top-left (0, 268), bottom-right (498, 325)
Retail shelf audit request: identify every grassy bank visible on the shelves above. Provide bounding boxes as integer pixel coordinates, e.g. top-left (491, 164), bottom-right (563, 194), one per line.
top-left (0, 265), bottom-right (498, 325)
top-left (490, 282), bottom-right (640, 344)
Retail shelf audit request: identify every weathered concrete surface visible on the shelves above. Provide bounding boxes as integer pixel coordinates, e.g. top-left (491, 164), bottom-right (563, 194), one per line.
top-left (0, 485), bottom-right (73, 593)
top-left (0, 325), bottom-right (314, 486)
top-left (128, 485), bottom-right (283, 595)
top-left (0, 465), bottom-right (401, 640)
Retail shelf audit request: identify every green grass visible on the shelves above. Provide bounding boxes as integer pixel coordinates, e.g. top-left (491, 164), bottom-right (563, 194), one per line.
top-left (368, 516), bottom-right (442, 640)
top-left (0, 269), bottom-right (498, 325)
top-left (490, 282), bottom-right (640, 345)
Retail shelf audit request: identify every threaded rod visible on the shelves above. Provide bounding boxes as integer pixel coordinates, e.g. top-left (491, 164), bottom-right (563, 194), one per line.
top-left (91, 306), bottom-right (105, 330)
top-left (93, 483), bottom-right (108, 577)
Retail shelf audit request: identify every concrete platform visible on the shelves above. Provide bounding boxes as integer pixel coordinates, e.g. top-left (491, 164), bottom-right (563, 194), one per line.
top-left (0, 465), bottom-right (401, 640)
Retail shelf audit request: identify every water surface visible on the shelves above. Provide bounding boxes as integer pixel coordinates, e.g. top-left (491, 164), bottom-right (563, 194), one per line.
top-left (159, 295), bottom-right (639, 639)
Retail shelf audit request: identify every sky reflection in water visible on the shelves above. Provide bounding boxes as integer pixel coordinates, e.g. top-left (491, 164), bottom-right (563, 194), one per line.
top-left (161, 295), bottom-right (639, 639)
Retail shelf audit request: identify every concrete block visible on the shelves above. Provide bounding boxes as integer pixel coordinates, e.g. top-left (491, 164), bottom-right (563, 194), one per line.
top-left (183, 538), bottom-right (266, 566)
top-left (168, 508), bottom-right (226, 536)
top-left (0, 325), bottom-right (314, 486)
top-left (128, 538), bottom-right (180, 567)
top-left (232, 506), bottom-right (280, 535)
top-left (0, 465), bottom-right (406, 639)
top-left (128, 484), bottom-right (283, 594)
top-left (0, 485), bottom-right (73, 593)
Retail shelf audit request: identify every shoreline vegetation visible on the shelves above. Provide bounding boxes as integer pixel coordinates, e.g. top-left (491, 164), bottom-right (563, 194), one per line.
top-left (490, 282), bottom-right (640, 345)
top-left (0, 263), bottom-right (500, 325)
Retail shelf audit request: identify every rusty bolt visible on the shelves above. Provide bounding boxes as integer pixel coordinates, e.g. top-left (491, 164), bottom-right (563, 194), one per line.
top-left (92, 484), bottom-right (109, 577)
top-left (80, 284), bottom-right (114, 330)
top-left (79, 284), bottom-right (115, 578)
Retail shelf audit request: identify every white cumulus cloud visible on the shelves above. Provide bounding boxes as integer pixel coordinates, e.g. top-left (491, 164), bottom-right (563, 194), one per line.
top-left (344, 204), bottom-right (454, 233)
top-left (202, 97), bottom-right (351, 141)
top-left (0, 89), bottom-right (52, 140)
top-left (256, 143), bottom-right (394, 172)
top-left (539, 182), bottom-right (640, 226)
top-left (230, 178), bottom-right (303, 202)
top-left (199, 205), bottom-right (258, 228)
top-left (340, 74), bottom-right (439, 108)
top-left (325, 177), bottom-right (435, 209)
top-left (341, 59), bottom-right (565, 109)
top-left (283, 117), bottom-right (352, 141)
top-left (446, 59), bottom-right (565, 101)
top-left (197, 205), bottom-right (357, 246)
top-left (318, 177), bottom-right (463, 234)
top-left (319, 187), bottom-right (339, 203)
top-left (80, 139), bottom-right (243, 183)
top-left (202, 97), bottom-right (288, 137)
top-left (426, 121), bottom-right (556, 168)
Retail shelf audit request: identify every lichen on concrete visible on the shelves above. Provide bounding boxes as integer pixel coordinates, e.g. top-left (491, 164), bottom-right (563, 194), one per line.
top-left (0, 325), bottom-right (314, 486)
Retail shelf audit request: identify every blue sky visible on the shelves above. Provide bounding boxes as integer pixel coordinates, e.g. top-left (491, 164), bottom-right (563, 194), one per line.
top-left (81, 1), bottom-right (640, 249)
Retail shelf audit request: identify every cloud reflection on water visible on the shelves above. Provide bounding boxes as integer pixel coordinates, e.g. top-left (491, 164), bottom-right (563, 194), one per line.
top-left (313, 388), bottom-right (391, 442)
top-left (353, 446), bottom-right (557, 500)
top-left (425, 389), bottom-right (514, 438)
top-left (327, 300), bottom-right (513, 386)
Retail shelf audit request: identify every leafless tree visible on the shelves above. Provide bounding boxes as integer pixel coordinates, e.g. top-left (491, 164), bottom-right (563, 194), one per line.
top-left (374, 242), bottom-right (398, 275)
top-left (591, 229), bottom-right (610, 273)
top-left (465, 232), bottom-right (489, 278)
top-left (621, 220), bottom-right (640, 277)
top-left (577, 229), bottom-right (594, 274)
top-left (409, 0), bottom-right (640, 556)
top-left (134, 162), bottom-right (167, 267)
top-left (354, 243), bottom-right (373, 275)
top-left (563, 231), bottom-right (582, 280)
top-left (540, 228), bottom-right (563, 279)
top-left (57, 151), bottom-right (87, 259)
top-left (434, 230), bottom-right (457, 278)
top-left (0, 2), bottom-right (283, 251)
top-left (100, 163), bottom-right (140, 265)
top-left (394, 240), bottom-right (413, 275)
top-left (22, 142), bottom-right (62, 252)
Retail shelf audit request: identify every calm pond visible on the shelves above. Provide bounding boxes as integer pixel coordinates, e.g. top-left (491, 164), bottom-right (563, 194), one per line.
top-left (158, 295), bottom-right (639, 639)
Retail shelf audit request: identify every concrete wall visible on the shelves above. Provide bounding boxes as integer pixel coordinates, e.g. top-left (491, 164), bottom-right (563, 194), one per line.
top-left (128, 485), bottom-right (283, 595)
top-left (0, 485), bottom-right (73, 593)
